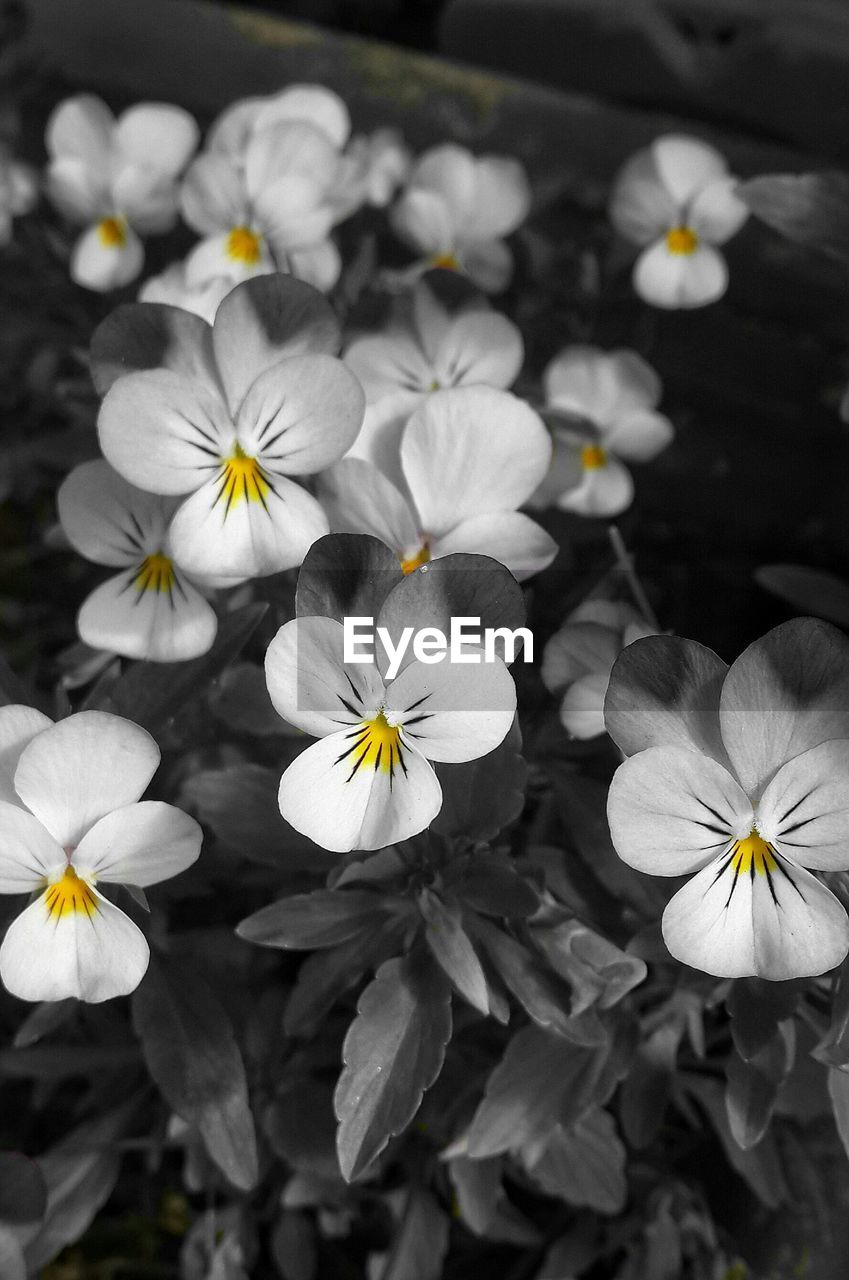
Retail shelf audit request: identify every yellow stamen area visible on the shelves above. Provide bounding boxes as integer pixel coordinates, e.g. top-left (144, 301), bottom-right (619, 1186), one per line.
top-left (665, 225), bottom-right (699, 256)
top-left (217, 443), bottom-right (271, 514)
top-left (43, 865), bottom-right (98, 921)
top-left (430, 252), bottom-right (460, 271)
top-left (97, 216), bottom-right (127, 249)
top-left (338, 712), bottom-right (404, 781)
top-left (401, 543), bottom-right (431, 575)
top-left (730, 832), bottom-right (778, 877)
top-left (580, 443), bottom-right (608, 471)
top-left (226, 225), bottom-right (262, 265)
top-left (134, 552), bottom-right (176, 594)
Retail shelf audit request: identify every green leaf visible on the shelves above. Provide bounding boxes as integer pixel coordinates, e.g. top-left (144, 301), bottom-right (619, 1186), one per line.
top-left (619, 1023), bottom-right (680, 1148)
top-left (828, 1066), bottom-right (849, 1166)
top-left (0, 1154), bottom-right (46, 1225)
top-left (271, 1211), bottom-right (317, 1280)
top-left (756, 565), bottom-right (849, 629)
top-left (432, 718), bottom-right (528, 842)
top-left (814, 956), bottom-right (849, 1068)
top-left (91, 603), bottom-right (267, 734)
top-left (738, 172), bottom-right (849, 266)
top-left (131, 955), bottom-right (258, 1190)
top-left (465, 1026), bottom-right (609, 1159)
top-left (727, 977), bottom-right (801, 1062)
top-left (685, 1076), bottom-right (790, 1209)
top-left (296, 533), bottom-right (403, 624)
top-left (376, 1188), bottom-right (449, 1280)
top-left (334, 948), bottom-right (452, 1181)
top-left (444, 853), bottom-right (540, 919)
top-left (265, 1081), bottom-right (338, 1179)
top-left (0, 654), bottom-right (33, 709)
top-left (284, 918), bottom-right (408, 1037)
top-left (448, 1156), bottom-right (539, 1244)
top-left (525, 1108), bottom-right (627, 1214)
top-left (419, 888), bottom-right (490, 1014)
top-left (529, 915), bottom-right (647, 1014)
top-left (209, 661), bottom-right (290, 735)
top-left (725, 1023), bottom-right (794, 1149)
top-left (238, 888), bottom-right (405, 950)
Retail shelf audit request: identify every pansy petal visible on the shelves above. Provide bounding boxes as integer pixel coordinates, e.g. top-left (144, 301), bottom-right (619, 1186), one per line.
top-left (45, 95), bottom-right (114, 165)
top-left (237, 355), bottom-right (365, 473)
top-left (433, 310), bottom-right (523, 390)
top-left (0, 707), bottom-right (53, 807)
top-left (254, 176), bottom-right (336, 252)
top-left (77, 565), bottom-right (218, 663)
top-left (0, 889), bottom-right (149, 1002)
top-left (278, 730), bottom-right (442, 853)
top-left (253, 84), bottom-right (351, 148)
top-left (74, 800), bottom-right (201, 886)
top-left (0, 802), bottom-right (64, 891)
top-left (384, 651), bottom-right (516, 763)
top-left (634, 240), bottom-right (728, 309)
top-left (183, 231), bottom-right (273, 289)
top-left (212, 275), bottom-right (341, 414)
top-left (391, 188), bottom-right (455, 256)
top-left (319, 458), bottom-right (420, 561)
top-left (46, 158), bottom-right (107, 223)
top-left (544, 347), bottom-right (658, 424)
top-left (468, 156), bottom-right (531, 239)
top-left (459, 238), bottom-right (514, 293)
top-left (560, 672), bottom-right (611, 739)
top-left (345, 394), bottom-right (422, 493)
top-left (71, 222), bottom-right (144, 292)
top-left (720, 619), bottom-right (849, 800)
top-left (245, 120), bottom-right (339, 201)
top-left (114, 104), bottom-right (198, 177)
top-left (344, 330), bottom-right (435, 402)
top-left (286, 240), bottom-right (342, 292)
top-left (756, 740), bottom-right (849, 871)
top-left (557, 455), bottom-right (634, 517)
top-left (180, 152), bottom-right (247, 234)
top-left (604, 410), bottom-right (674, 462)
top-left (431, 511), bottom-right (557, 580)
top-left (98, 369), bottom-right (230, 495)
top-left (90, 301), bottom-right (218, 396)
top-left (111, 165), bottom-right (180, 234)
top-left (401, 387), bottom-right (551, 537)
top-left (264, 615), bottom-right (385, 738)
top-left (58, 459), bottom-right (174, 568)
top-left (607, 744), bottom-right (751, 875)
top-left (542, 623), bottom-right (621, 693)
top-left (608, 147), bottom-right (678, 246)
top-left (651, 134), bottom-right (728, 207)
top-left (527, 431), bottom-right (584, 509)
top-left (689, 176), bottom-right (748, 244)
top-left (661, 847), bottom-right (849, 980)
top-left (14, 711), bottom-right (160, 848)
top-left (207, 97), bottom-right (264, 155)
top-left (168, 471), bottom-right (328, 579)
top-left (604, 634), bottom-right (728, 761)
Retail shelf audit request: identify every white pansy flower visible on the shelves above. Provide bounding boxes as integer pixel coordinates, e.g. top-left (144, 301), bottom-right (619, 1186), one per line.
top-left (45, 95), bottom-right (198, 291)
top-left (606, 619), bottom-right (849, 979)
top-left (0, 708), bottom-right (201, 1002)
top-left (531, 346), bottom-right (674, 517)
top-left (139, 261), bottom-right (235, 324)
top-left (265, 616), bottom-right (516, 852)
top-left (206, 84), bottom-right (351, 158)
top-left (331, 127), bottom-right (412, 220)
top-left (181, 119), bottom-right (343, 294)
top-left (320, 386), bottom-right (557, 581)
top-left (609, 134), bottom-right (748, 309)
top-left (57, 460), bottom-right (218, 663)
top-left (0, 153), bottom-right (37, 245)
top-left (96, 275), bottom-right (365, 581)
top-left (542, 600), bottom-right (656, 739)
top-left (390, 144), bottom-right (531, 293)
top-left (345, 282), bottom-right (523, 485)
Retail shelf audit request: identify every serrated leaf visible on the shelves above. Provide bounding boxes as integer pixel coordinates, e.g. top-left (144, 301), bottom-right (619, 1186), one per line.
top-left (432, 718), bottom-right (528, 842)
top-left (725, 1023), bottom-right (794, 1150)
top-left (727, 977), bottom-right (801, 1062)
top-left (238, 888), bottom-right (403, 950)
top-left (465, 1026), bottom-right (608, 1159)
top-left (530, 915), bottom-right (647, 1015)
top-left (445, 854), bottom-right (540, 918)
top-left (284, 919), bottom-right (407, 1037)
top-left (91, 603), bottom-right (267, 734)
top-left (377, 1188), bottom-right (449, 1280)
top-left (686, 1075), bottom-right (789, 1209)
top-left (448, 1156), bottom-right (539, 1244)
top-left (265, 1082), bottom-right (338, 1179)
top-left (738, 172), bottom-right (849, 265)
top-left (472, 918), bottom-right (594, 1041)
top-left (296, 533), bottom-right (403, 623)
top-left (132, 955), bottom-right (258, 1190)
top-left (419, 888), bottom-right (489, 1014)
top-left (334, 948), bottom-right (452, 1181)
top-left (619, 1023), bottom-right (680, 1148)
top-left (525, 1108), bottom-right (627, 1214)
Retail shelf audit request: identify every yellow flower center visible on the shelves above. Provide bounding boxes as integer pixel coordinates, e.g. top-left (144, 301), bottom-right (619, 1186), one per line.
top-left (216, 443), bottom-right (271, 515)
top-left (44, 865), bottom-right (98, 921)
top-left (665, 225), bottom-right (699, 256)
top-left (335, 712), bottom-right (406, 783)
top-left (226, 225), bottom-right (262, 264)
top-left (730, 832), bottom-right (778, 877)
top-left (97, 216), bottom-right (127, 249)
top-left (430, 252), bottom-right (460, 271)
top-left (134, 552), bottom-right (176, 594)
top-left (401, 543), bottom-right (431, 575)
top-left (580, 443), bottom-right (608, 471)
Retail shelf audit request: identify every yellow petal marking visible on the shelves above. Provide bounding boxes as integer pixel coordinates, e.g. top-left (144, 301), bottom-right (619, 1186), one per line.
top-left (43, 865), bottom-right (99, 921)
top-left (429, 251), bottom-right (460, 271)
top-left (134, 552), bottom-right (176, 595)
top-left (216, 443), bottom-right (271, 516)
top-left (400, 543), bottom-right (431, 575)
top-left (226, 225), bottom-right (263, 264)
top-left (580, 443), bottom-right (608, 471)
top-left (335, 712), bottom-right (405, 782)
top-left (97, 216), bottom-right (128, 249)
top-left (730, 832), bottom-right (778, 877)
top-left (665, 225), bottom-right (699, 256)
